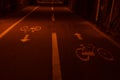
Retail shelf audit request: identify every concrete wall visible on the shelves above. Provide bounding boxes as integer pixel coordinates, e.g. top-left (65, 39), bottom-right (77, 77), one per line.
top-left (97, 0), bottom-right (120, 35)
top-left (0, 0), bottom-right (28, 16)
top-left (72, 0), bottom-right (98, 22)
top-left (65, 0), bottom-right (98, 22)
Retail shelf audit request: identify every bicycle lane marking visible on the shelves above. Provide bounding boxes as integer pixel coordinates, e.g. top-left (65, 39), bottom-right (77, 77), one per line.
top-left (52, 32), bottom-right (62, 80)
top-left (0, 6), bottom-right (38, 39)
top-left (75, 43), bottom-right (114, 62)
top-left (73, 32), bottom-right (115, 62)
top-left (20, 26), bottom-right (42, 42)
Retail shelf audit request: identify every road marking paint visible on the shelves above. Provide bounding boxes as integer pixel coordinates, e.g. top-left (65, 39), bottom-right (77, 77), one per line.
top-left (51, 7), bottom-right (55, 22)
top-left (74, 33), bottom-right (83, 40)
top-left (20, 34), bottom-right (30, 42)
top-left (51, 7), bottom-right (54, 11)
top-left (52, 14), bottom-right (55, 22)
top-left (0, 7), bottom-right (38, 38)
top-left (52, 33), bottom-right (62, 80)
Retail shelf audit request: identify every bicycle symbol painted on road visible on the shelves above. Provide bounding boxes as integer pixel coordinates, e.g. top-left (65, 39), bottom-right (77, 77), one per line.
top-left (20, 26), bottom-right (42, 33)
top-left (75, 43), bottom-right (114, 61)
top-left (20, 26), bottom-right (42, 42)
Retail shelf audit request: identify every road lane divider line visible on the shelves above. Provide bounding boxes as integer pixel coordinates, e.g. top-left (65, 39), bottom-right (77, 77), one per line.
top-left (52, 33), bottom-right (62, 80)
top-left (0, 7), bottom-right (38, 38)
top-left (52, 13), bottom-right (55, 22)
top-left (51, 7), bottom-right (55, 22)
top-left (51, 7), bottom-right (54, 11)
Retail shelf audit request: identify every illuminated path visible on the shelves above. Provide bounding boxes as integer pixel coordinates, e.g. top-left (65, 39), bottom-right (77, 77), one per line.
top-left (0, 6), bottom-right (120, 80)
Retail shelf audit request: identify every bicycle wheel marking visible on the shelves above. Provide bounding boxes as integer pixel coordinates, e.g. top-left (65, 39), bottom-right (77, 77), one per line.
top-left (20, 26), bottom-right (42, 33)
top-left (75, 43), bottom-right (114, 62)
top-left (75, 44), bottom-right (95, 61)
top-left (20, 26), bottom-right (29, 33)
top-left (97, 48), bottom-right (114, 61)
top-left (30, 26), bottom-right (42, 32)
top-left (75, 48), bottom-right (94, 61)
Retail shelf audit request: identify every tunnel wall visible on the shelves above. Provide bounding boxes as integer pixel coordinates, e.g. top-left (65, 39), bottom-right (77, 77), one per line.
top-left (71, 0), bottom-right (98, 22)
top-left (0, 0), bottom-right (29, 17)
top-left (69, 0), bottom-right (120, 38)
top-left (97, 0), bottom-right (120, 37)
top-left (66, 0), bottom-right (76, 10)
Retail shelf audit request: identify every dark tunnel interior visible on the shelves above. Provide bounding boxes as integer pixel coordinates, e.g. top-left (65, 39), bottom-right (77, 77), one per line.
top-left (0, 0), bottom-right (119, 48)
top-left (0, 0), bottom-right (120, 80)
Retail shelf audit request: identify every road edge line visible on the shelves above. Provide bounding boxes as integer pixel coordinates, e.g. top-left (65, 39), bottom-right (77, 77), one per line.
top-left (0, 6), bottom-right (38, 38)
top-left (85, 21), bottom-right (120, 49)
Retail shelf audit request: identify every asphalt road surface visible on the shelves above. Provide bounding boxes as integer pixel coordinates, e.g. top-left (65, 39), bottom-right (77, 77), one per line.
top-left (0, 6), bottom-right (120, 80)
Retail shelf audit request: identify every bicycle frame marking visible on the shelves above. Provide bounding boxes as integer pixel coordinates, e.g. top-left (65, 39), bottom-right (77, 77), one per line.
top-left (76, 48), bottom-right (95, 61)
top-left (75, 44), bottom-right (95, 61)
top-left (20, 26), bottom-right (42, 33)
top-left (75, 43), bottom-right (114, 62)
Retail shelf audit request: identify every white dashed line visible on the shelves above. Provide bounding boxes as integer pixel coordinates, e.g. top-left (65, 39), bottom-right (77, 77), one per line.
top-left (51, 7), bottom-right (54, 11)
top-left (52, 14), bottom-right (55, 22)
top-left (51, 7), bottom-right (55, 22)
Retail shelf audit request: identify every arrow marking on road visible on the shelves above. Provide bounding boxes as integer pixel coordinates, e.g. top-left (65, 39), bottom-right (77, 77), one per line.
top-left (20, 34), bottom-right (30, 42)
top-left (74, 33), bottom-right (83, 40)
